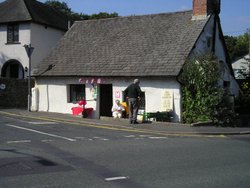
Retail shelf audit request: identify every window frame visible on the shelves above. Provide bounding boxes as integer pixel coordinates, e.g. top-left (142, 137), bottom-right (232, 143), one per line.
top-left (7, 24), bottom-right (19, 44)
top-left (68, 84), bottom-right (85, 103)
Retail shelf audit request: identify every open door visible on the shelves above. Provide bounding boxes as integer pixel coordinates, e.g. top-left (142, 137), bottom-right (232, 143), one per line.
top-left (99, 84), bottom-right (113, 117)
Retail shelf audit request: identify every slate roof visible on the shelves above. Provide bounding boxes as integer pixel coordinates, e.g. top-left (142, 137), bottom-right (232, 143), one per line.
top-left (35, 11), bottom-right (209, 77)
top-left (0, 0), bottom-right (68, 30)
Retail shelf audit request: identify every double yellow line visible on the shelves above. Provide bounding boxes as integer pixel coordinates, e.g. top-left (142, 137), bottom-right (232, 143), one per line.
top-left (0, 111), bottom-right (226, 139)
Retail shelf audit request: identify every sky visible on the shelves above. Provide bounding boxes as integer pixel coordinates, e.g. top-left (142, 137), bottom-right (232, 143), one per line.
top-left (1, 0), bottom-right (250, 36)
top-left (43, 0), bottom-right (250, 36)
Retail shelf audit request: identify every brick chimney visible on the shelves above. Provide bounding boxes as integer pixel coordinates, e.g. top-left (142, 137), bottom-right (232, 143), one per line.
top-left (192, 0), bottom-right (220, 20)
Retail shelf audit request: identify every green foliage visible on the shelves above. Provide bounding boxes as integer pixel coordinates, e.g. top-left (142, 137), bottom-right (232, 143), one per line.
top-left (45, 0), bottom-right (119, 21)
top-left (224, 30), bottom-right (250, 62)
top-left (179, 54), bottom-right (223, 123)
top-left (45, 0), bottom-right (71, 15)
top-left (236, 81), bottom-right (250, 115)
top-left (87, 12), bottom-right (119, 20)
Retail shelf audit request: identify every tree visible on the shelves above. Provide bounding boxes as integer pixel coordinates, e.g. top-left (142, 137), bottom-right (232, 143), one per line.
top-left (44, 0), bottom-right (118, 21)
top-left (88, 12), bottom-right (118, 20)
top-left (224, 30), bottom-right (250, 62)
top-left (179, 54), bottom-right (222, 123)
top-left (45, 0), bottom-right (71, 15)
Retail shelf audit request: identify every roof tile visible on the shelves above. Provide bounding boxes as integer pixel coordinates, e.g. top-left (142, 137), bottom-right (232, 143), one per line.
top-left (35, 11), bottom-right (208, 77)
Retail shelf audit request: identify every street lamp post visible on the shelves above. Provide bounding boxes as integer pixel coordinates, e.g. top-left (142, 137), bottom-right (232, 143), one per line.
top-left (24, 44), bottom-right (34, 111)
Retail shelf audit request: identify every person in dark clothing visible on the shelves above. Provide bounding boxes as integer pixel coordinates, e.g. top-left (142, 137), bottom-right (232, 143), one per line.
top-left (124, 79), bottom-right (142, 124)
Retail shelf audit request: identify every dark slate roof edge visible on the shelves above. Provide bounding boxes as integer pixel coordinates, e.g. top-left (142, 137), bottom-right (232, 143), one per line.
top-left (24, 0), bottom-right (69, 30)
top-left (34, 75), bottom-right (177, 78)
top-left (0, 0), bottom-right (69, 30)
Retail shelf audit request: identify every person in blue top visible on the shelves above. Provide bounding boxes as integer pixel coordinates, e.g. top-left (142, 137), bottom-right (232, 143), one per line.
top-left (124, 79), bottom-right (142, 124)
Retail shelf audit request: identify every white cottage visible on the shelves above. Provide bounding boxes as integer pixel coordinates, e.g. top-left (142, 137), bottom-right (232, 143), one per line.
top-left (33, 0), bottom-right (240, 122)
top-left (0, 0), bottom-right (68, 79)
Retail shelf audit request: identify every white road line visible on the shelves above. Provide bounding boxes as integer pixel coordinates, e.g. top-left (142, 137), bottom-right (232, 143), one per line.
top-left (149, 137), bottom-right (168, 139)
top-left (41, 139), bottom-right (54, 142)
top-left (93, 137), bottom-right (109, 141)
top-left (100, 138), bottom-right (109, 141)
top-left (105, 176), bottom-right (128, 181)
top-left (139, 135), bottom-right (151, 137)
top-left (4, 117), bottom-right (57, 125)
top-left (5, 124), bottom-right (76, 142)
top-left (124, 135), bottom-right (135, 138)
top-left (7, 140), bottom-right (31, 144)
top-left (28, 122), bottom-right (58, 125)
top-left (74, 137), bottom-right (86, 140)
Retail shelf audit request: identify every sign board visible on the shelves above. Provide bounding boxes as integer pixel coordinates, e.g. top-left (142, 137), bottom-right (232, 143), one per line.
top-left (161, 90), bottom-right (173, 111)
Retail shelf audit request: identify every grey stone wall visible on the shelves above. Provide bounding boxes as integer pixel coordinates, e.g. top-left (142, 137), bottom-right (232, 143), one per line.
top-left (0, 78), bottom-right (30, 108)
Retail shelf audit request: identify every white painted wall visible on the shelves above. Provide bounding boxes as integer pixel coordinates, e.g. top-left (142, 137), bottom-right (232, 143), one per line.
top-left (0, 22), bottom-right (65, 77)
top-left (191, 15), bottom-right (240, 97)
top-left (0, 23), bottom-right (31, 77)
top-left (30, 23), bottom-right (65, 72)
top-left (213, 20), bottom-right (240, 96)
top-left (34, 77), bottom-right (182, 122)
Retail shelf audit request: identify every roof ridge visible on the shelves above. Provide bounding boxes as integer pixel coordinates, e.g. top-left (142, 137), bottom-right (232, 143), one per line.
top-left (75, 10), bottom-right (193, 24)
top-left (23, 0), bottom-right (33, 20)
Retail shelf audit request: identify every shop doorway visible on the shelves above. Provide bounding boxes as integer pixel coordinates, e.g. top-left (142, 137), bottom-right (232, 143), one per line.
top-left (99, 84), bottom-right (113, 117)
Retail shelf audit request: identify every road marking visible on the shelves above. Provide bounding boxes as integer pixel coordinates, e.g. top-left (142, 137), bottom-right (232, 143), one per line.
top-left (124, 135), bottom-right (135, 138)
top-left (28, 121), bottom-right (58, 125)
top-left (41, 139), bottom-right (54, 142)
top-left (139, 135), bottom-right (152, 137)
top-left (105, 176), bottom-right (128, 181)
top-left (7, 140), bottom-right (31, 144)
top-left (0, 111), bottom-right (227, 139)
top-left (93, 136), bottom-right (109, 141)
top-left (5, 124), bottom-right (76, 142)
top-left (100, 138), bottom-right (109, 141)
top-left (74, 137), bottom-right (86, 140)
top-left (149, 137), bottom-right (168, 139)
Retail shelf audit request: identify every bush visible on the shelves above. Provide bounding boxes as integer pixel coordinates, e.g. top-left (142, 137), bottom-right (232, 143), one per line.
top-left (179, 54), bottom-right (223, 123)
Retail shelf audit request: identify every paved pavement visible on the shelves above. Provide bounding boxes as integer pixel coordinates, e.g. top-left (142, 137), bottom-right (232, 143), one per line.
top-left (0, 108), bottom-right (250, 136)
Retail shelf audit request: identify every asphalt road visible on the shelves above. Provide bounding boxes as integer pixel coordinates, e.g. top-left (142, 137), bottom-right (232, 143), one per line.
top-left (0, 114), bottom-right (250, 188)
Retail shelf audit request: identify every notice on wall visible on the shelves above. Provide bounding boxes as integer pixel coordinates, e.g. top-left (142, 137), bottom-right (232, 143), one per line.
top-left (161, 90), bottom-right (173, 111)
top-left (115, 91), bottom-right (121, 98)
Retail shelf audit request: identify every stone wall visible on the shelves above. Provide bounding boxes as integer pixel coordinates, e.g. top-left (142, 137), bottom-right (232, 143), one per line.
top-left (0, 78), bottom-right (31, 108)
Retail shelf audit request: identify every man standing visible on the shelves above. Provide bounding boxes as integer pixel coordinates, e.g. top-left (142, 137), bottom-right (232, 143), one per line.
top-left (124, 79), bottom-right (142, 124)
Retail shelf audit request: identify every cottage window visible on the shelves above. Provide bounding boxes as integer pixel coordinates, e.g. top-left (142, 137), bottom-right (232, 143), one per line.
top-left (69, 84), bottom-right (85, 103)
top-left (7, 24), bottom-right (19, 43)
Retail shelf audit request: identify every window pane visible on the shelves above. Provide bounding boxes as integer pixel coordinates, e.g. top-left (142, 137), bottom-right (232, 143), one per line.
top-left (13, 25), bottom-right (19, 42)
top-left (7, 25), bottom-right (13, 43)
top-left (70, 84), bottom-right (85, 103)
top-left (7, 24), bottom-right (19, 43)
